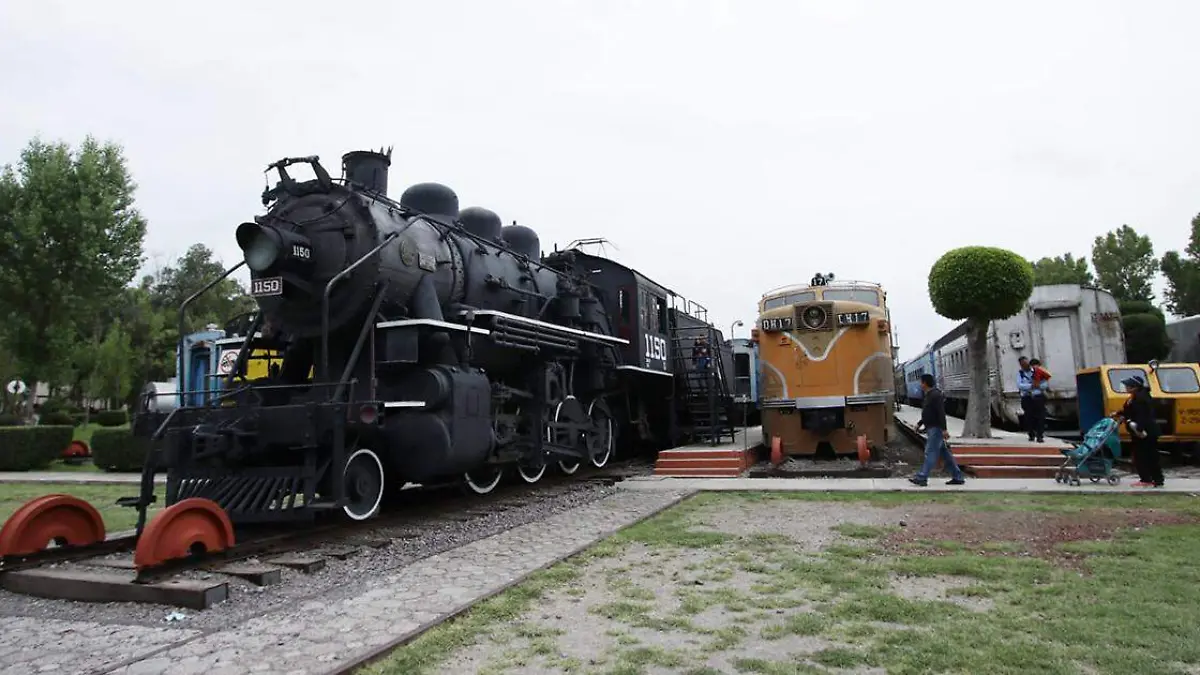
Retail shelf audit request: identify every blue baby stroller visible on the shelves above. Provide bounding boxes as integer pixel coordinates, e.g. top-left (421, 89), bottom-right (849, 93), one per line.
top-left (1054, 417), bottom-right (1123, 486)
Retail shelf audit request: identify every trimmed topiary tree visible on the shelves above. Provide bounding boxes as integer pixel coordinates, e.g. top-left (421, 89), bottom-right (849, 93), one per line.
top-left (1116, 300), bottom-right (1172, 363)
top-left (928, 246), bottom-right (1035, 438)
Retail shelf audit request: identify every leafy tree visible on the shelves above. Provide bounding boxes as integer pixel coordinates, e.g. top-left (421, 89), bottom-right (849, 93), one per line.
top-left (1160, 213), bottom-right (1200, 317)
top-left (145, 243), bottom-right (254, 334)
top-left (1117, 300), bottom-right (1172, 363)
top-left (85, 321), bottom-right (134, 409)
top-left (120, 286), bottom-right (175, 407)
top-left (1090, 225), bottom-right (1157, 303)
top-left (0, 136), bottom-right (147, 400)
top-left (1030, 253), bottom-right (1094, 286)
top-left (928, 246), bottom-right (1034, 438)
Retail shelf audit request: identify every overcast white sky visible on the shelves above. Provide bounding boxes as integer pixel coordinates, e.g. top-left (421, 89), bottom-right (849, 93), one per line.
top-left (3, 0), bottom-right (1199, 361)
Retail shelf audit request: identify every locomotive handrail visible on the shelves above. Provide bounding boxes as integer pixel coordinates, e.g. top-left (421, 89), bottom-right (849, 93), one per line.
top-left (333, 279), bottom-right (391, 402)
top-left (321, 230), bottom-right (401, 383)
top-left (177, 261), bottom-right (246, 407)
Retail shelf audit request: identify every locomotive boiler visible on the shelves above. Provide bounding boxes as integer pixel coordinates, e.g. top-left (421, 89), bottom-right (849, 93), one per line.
top-left (118, 148), bottom-right (723, 531)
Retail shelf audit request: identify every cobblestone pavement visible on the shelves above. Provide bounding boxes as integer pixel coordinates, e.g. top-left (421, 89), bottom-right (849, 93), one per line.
top-left (0, 489), bottom-right (692, 675)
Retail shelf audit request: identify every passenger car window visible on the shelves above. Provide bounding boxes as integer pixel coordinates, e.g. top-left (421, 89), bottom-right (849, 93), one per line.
top-left (1107, 367), bottom-right (1149, 392)
top-left (1157, 367), bottom-right (1200, 393)
top-left (821, 289), bottom-right (880, 306)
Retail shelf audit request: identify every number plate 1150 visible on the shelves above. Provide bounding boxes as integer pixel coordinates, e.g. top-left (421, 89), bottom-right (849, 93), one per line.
top-left (251, 277), bottom-right (283, 297)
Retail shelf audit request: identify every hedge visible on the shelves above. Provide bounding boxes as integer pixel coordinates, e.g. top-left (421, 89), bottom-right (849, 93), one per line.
top-left (91, 428), bottom-right (149, 472)
top-left (40, 411), bottom-right (75, 426)
top-left (95, 410), bottom-right (129, 427)
top-left (0, 425), bottom-right (74, 470)
top-left (0, 414), bottom-right (19, 426)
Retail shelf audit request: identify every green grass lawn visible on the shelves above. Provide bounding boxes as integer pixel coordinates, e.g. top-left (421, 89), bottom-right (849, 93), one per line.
top-left (73, 423), bottom-right (102, 444)
top-left (0, 482), bottom-right (162, 534)
top-left (363, 491), bottom-right (1200, 675)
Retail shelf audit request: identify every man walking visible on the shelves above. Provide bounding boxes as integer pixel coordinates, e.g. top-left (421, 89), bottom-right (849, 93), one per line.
top-left (1119, 375), bottom-right (1164, 488)
top-left (1017, 356), bottom-right (1048, 443)
top-left (909, 373), bottom-right (965, 486)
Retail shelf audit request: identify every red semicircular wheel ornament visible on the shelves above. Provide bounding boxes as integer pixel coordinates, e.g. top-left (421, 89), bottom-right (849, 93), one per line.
top-left (856, 435), bottom-right (871, 465)
top-left (770, 436), bottom-right (784, 466)
top-left (134, 498), bottom-right (235, 571)
top-left (0, 494), bottom-right (106, 557)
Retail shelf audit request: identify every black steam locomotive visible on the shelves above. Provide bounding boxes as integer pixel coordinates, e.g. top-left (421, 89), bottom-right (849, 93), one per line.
top-left (129, 149), bottom-right (735, 526)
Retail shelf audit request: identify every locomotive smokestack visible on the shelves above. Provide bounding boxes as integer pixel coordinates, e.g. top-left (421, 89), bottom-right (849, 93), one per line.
top-left (341, 147), bottom-right (392, 195)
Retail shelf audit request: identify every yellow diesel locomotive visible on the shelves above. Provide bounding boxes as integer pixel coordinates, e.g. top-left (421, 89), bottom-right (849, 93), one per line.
top-left (754, 273), bottom-right (895, 459)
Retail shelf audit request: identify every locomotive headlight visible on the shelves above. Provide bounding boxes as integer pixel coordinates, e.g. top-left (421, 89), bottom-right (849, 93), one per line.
top-left (237, 223), bottom-right (283, 272)
top-left (236, 222), bottom-right (313, 273)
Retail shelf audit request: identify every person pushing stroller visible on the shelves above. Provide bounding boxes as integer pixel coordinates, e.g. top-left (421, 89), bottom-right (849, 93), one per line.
top-left (1115, 375), bottom-right (1164, 488)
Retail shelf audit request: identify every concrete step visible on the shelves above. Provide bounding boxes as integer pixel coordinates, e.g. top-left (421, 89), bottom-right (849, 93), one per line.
top-left (653, 466), bottom-right (745, 478)
top-left (948, 444), bottom-right (1064, 457)
top-left (965, 465), bottom-right (1059, 479)
top-left (655, 458), bottom-right (747, 470)
top-left (657, 449), bottom-right (748, 460)
top-left (954, 453), bottom-right (1064, 467)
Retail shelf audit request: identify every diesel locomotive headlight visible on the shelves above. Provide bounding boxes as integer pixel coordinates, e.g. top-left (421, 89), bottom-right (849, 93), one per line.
top-left (236, 222), bottom-right (313, 273)
top-left (801, 306), bottom-right (827, 330)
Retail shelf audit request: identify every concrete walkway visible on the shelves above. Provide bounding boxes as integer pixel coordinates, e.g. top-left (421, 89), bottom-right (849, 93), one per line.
top-left (0, 472), bottom-right (164, 485)
top-left (620, 475), bottom-right (1200, 494)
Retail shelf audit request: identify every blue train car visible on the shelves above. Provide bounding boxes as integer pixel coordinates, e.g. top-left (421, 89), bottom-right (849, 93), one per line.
top-left (177, 326), bottom-right (229, 407)
top-left (901, 346), bottom-right (937, 406)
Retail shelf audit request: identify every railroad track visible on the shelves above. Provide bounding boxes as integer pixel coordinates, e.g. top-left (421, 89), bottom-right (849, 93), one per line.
top-left (0, 461), bottom-right (649, 610)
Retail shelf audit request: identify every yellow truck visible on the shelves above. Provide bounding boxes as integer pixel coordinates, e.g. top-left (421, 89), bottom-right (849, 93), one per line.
top-left (1076, 360), bottom-right (1200, 458)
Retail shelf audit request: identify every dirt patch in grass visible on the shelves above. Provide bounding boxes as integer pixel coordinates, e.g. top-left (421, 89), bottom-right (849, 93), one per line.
top-left (430, 496), bottom-right (899, 675)
top-left (880, 503), bottom-right (1200, 567)
top-left (888, 573), bottom-right (994, 612)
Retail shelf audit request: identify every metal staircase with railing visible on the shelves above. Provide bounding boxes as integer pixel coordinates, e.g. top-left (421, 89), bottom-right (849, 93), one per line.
top-left (668, 310), bottom-right (736, 447)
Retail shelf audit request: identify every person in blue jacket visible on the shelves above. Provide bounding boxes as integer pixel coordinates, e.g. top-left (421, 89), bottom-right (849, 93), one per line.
top-left (1016, 356), bottom-right (1048, 442)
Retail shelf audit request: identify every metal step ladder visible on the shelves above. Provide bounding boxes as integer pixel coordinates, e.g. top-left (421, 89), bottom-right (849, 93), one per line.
top-left (669, 317), bottom-right (736, 446)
